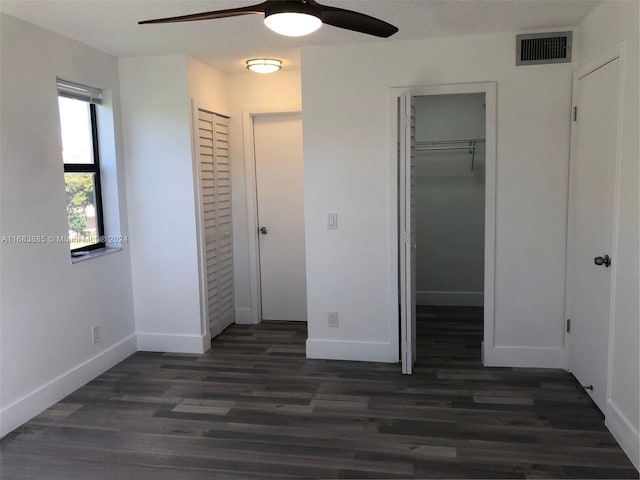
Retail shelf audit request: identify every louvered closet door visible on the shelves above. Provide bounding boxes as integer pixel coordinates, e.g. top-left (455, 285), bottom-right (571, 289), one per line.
top-left (409, 99), bottom-right (417, 368)
top-left (213, 115), bottom-right (234, 333)
top-left (399, 93), bottom-right (417, 374)
top-left (197, 109), bottom-right (234, 339)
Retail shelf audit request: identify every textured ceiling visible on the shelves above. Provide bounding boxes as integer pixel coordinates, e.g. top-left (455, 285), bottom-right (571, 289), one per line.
top-left (0, 0), bottom-right (600, 74)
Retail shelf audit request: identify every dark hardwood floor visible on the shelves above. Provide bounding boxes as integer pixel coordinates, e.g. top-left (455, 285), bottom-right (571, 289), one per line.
top-left (1, 307), bottom-right (637, 479)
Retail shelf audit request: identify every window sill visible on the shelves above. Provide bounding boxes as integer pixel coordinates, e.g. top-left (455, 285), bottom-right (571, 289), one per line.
top-left (70, 246), bottom-right (122, 264)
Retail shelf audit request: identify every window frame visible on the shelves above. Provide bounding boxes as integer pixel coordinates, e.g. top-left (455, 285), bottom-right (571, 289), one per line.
top-left (62, 101), bottom-right (106, 253)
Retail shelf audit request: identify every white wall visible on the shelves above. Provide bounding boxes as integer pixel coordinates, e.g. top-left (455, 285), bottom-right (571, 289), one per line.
top-left (415, 94), bottom-right (485, 306)
top-left (226, 70), bottom-right (301, 324)
top-left (302, 32), bottom-right (572, 365)
top-left (122, 64), bottom-right (301, 333)
top-left (577, 1), bottom-right (639, 469)
top-left (187, 56), bottom-right (229, 116)
top-left (0, 13), bottom-right (136, 436)
top-left (119, 55), bottom-right (227, 353)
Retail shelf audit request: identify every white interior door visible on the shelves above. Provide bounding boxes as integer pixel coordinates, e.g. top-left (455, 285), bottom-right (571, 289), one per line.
top-left (253, 113), bottom-right (307, 321)
top-left (568, 58), bottom-right (620, 412)
top-left (399, 93), bottom-right (417, 374)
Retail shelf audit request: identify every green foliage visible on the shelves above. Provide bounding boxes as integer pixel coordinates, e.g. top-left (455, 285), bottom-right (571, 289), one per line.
top-left (65, 174), bottom-right (93, 235)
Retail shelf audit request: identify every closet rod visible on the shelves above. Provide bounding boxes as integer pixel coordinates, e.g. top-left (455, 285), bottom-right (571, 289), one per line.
top-left (416, 138), bottom-right (485, 146)
top-left (416, 146), bottom-right (475, 151)
top-left (415, 139), bottom-right (485, 172)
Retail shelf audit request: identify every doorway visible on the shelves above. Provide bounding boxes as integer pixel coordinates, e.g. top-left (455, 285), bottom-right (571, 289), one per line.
top-left (394, 83), bottom-right (496, 374)
top-left (245, 111), bottom-right (307, 323)
top-left (414, 93), bottom-right (486, 368)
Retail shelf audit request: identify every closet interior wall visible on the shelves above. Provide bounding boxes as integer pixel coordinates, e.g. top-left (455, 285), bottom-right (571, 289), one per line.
top-left (414, 93), bottom-right (486, 307)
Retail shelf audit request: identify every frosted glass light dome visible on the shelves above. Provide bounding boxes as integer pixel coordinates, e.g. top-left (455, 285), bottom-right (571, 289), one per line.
top-left (246, 58), bottom-right (282, 74)
top-left (264, 12), bottom-right (322, 37)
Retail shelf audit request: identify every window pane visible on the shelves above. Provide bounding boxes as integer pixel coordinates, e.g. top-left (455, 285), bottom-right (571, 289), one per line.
top-left (65, 173), bottom-right (99, 250)
top-left (58, 96), bottom-right (94, 164)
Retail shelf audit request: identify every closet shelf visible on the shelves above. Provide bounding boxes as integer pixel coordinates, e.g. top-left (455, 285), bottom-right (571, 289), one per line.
top-left (416, 139), bottom-right (485, 171)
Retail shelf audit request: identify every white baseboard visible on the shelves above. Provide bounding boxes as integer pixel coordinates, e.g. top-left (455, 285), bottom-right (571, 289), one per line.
top-left (306, 338), bottom-right (398, 363)
top-left (0, 334), bottom-right (136, 438)
top-left (417, 290), bottom-right (483, 307)
top-left (234, 307), bottom-right (256, 325)
top-left (136, 332), bottom-right (207, 354)
top-left (483, 345), bottom-right (563, 368)
top-left (606, 399), bottom-right (640, 470)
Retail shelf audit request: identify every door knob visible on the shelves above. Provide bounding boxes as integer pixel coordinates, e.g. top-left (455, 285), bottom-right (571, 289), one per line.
top-left (594, 255), bottom-right (611, 267)
top-left (259, 226), bottom-right (268, 235)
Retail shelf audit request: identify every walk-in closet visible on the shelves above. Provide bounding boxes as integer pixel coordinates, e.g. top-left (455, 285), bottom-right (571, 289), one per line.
top-left (402, 92), bottom-right (487, 368)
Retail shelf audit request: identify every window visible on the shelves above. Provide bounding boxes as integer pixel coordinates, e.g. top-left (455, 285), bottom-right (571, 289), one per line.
top-left (57, 79), bottom-right (105, 253)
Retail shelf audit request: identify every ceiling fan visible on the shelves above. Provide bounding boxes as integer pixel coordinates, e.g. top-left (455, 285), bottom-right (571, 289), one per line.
top-left (139, 0), bottom-right (399, 38)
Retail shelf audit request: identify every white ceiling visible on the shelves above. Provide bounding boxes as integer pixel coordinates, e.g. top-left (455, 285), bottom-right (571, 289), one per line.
top-left (0, 0), bottom-right (599, 74)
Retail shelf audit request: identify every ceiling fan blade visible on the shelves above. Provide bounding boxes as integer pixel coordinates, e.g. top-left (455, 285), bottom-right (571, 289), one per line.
top-left (139, 2), bottom-right (269, 24)
top-left (317, 3), bottom-right (398, 38)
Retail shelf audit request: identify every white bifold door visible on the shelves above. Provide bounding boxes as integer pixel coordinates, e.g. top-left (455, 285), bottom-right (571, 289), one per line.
top-left (399, 93), bottom-right (417, 374)
top-left (568, 57), bottom-right (620, 412)
top-left (196, 108), bottom-right (234, 339)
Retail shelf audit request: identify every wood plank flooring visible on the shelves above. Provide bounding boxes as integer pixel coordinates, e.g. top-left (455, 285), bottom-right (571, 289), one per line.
top-left (1, 307), bottom-right (638, 479)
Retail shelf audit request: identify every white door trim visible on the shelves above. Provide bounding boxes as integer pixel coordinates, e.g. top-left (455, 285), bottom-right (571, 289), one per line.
top-left (242, 105), bottom-right (303, 325)
top-left (191, 99), bottom-right (210, 344)
top-left (389, 82), bottom-right (497, 364)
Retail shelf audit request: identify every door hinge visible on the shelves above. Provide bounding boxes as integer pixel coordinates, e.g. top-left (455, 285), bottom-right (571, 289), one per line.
top-left (401, 115), bottom-right (408, 128)
top-left (566, 319), bottom-right (571, 333)
top-left (402, 231), bottom-right (408, 243)
top-left (573, 106), bottom-right (578, 122)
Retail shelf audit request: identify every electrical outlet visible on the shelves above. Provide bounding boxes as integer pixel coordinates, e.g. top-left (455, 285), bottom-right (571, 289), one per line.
top-left (92, 325), bottom-right (101, 344)
top-left (328, 312), bottom-right (339, 328)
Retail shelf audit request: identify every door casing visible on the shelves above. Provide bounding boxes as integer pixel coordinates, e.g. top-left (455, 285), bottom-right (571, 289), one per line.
top-left (390, 82), bottom-right (497, 368)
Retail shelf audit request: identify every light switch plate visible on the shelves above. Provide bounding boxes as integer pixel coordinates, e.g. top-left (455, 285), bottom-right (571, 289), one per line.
top-left (328, 213), bottom-right (338, 230)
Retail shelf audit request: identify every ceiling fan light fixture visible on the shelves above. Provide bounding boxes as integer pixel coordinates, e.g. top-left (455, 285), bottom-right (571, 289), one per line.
top-left (246, 58), bottom-right (282, 74)
top-left (264, 12), bottom-right (322, 37)
top-left (140, 0), bottom-right (399, 39)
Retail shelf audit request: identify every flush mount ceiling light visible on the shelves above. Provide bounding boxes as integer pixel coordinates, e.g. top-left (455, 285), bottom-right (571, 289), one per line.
top-left (140, 1), bottom-right (398, 39)
top-left (246, 58), bottom-right (282, 74)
